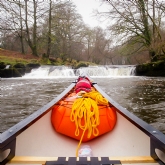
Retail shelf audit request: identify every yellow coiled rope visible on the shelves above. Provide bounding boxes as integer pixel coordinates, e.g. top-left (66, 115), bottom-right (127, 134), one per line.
top-left (83, 90), bottom-right (108, 105)
top-left (70, 90), bottom-right (108, 156)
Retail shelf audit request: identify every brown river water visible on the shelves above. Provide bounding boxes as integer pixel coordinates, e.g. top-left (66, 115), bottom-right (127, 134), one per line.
top-left (0, 66), bottom-right (165, 134)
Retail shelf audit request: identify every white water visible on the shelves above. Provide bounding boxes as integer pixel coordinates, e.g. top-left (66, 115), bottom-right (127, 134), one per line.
top-left (23, 65), bottom-right (136, 78)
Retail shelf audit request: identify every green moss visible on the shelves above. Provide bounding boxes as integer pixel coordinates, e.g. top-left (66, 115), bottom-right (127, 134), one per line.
top-left (0, 68), bottom-right (22, 78)
top-left (0, 54), bottom-right (96, 67)
top-left (136, 60), bottom-right (165, 76)
top-left (0, 55), bottom-right (39, 65)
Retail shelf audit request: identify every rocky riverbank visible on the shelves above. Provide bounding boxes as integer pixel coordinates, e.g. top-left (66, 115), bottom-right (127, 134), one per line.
top-left (1, 60), bottom-right (165, 78)
top-left (0, 49), bottom-right (90, 78)
top-left (0, 49), bottom-right (41, 78)
top-left (0, 62), bottom-right (40, 78)
top-left (1, 49), bottom-right (165, 78)
top-left (135, 60), bottom-right (165, 77)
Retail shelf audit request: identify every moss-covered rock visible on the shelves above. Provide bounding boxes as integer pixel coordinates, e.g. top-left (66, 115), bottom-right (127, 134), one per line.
top-left (17, 68), bottom-right (26, 76)
top-left (13, 63), bottom-right (27, 76)
top-left (26, 63), bottom-right (40, 68)
top-left (0, 62), bottom-right (40, 78)
top-left (0, 68), bottom-right (22, 78)
top-left (25, 63), bottom-right (40, 73)
top-left (73, 62), bottom-right (89, 69)
top-left (136, 60), bottom-right (165, 76)
top-left (13, 63), bottom-right (26, 68)
top-left (0, 62), bottom-right (6, 69)
top-left (25, 67), bottom-right (32, 73)
top-left (152, 61), bottom-right (165, 70)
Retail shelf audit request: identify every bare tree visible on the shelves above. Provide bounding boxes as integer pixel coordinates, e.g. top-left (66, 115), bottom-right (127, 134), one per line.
top-left (0, 1), bottom-right (26, 53)
top-left (24, 0), bottom-right (39, 56)
top-left (82, 26), bottom-right (113, 64)
top-left (49, 1), bottom-right (85, 61)
top-left (23, 0), bottom-right (50, 56)
top-left (91, 27), bottom-right (109, 64)
top-left (0, 0), bottom-right (115, 64)
top-left (47, 0), bottom-right (52, 57)
top-left (18, 0), bottom-right (25, 54)
top-left (99, 0), bottom-right (165, 62)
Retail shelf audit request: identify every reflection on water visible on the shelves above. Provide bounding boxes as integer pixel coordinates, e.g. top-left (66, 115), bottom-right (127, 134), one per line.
top-left (0, 77), bottom-right (165, 134)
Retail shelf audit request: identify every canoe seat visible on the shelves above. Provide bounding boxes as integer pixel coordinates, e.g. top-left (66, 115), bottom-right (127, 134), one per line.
top-left (8, 156), bottom-right (156, 165)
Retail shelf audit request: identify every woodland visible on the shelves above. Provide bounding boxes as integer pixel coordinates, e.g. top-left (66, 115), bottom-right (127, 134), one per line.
top-left (0, 0), bottom-right (165, 66)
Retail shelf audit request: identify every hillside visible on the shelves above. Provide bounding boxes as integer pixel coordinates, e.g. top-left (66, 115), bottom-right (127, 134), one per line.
top-left (0, 49), bottom-right (39, 64)
top-left (0, 49), bottom-right (91, 67)
top-left (0, 49), bottom-right (41, 78)
top-left (0, 49), bottom-right (92, 78)
top-left (0, 49), bottom-right (40, 59)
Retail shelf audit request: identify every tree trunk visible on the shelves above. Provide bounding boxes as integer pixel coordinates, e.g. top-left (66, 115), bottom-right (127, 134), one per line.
top-left (140, 0), bottom-right (151, 46)
top-left (33, 0), bottom-right (38, 56)
top-left (24, 0), bottom-right (38, 56)
top-left (149, 50), bottom-right (157, 62)
top-left (19, 0), bottom-right (25, 54)
top-left (47, 0), bottom-right (52, 58)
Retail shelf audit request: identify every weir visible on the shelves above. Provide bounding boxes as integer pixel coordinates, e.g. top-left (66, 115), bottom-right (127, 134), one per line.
top-left (23, 65), bottom-right (136, 78)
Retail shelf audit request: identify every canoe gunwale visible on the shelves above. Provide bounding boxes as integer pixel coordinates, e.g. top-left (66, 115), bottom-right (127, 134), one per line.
top-left (0, 82), bottom-right (76, 165)
top-left (93, 83), bottom-right (165, 164)
top-left (0, 83), bottom-right (76, 144)
top-left (93, 83), bottom-right (165, 142)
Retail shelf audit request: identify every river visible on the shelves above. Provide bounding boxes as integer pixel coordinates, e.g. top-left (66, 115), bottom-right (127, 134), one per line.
top-left (0, 65), bottom-right (165, 134)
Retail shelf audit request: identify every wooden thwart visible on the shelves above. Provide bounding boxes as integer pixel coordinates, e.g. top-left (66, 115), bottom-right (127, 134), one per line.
top-left (8, 156), bottom-right (157, 164)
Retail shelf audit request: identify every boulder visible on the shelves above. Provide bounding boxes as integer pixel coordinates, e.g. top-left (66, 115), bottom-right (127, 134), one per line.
top-left (73, 62), bottom-right (89, 69)
top-left (26, 63), bottom-right (40, 68)
top-left (136, 60), bottom-right (165, 76)
top-left (13, 63), bottom-right (26, 68)
top-left (0, 68), bottom-right (22, 78)
top-left (25, 63), bottom-right (40, 73)
top-left (0, 62), bottom-right (40, 78)
top-left (0, 62), bottom-right (6, 69)
top-left (12, 63), bottom-right (26, 76)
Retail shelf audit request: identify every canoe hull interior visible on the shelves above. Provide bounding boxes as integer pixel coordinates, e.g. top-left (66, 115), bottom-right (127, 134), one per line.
top-left (6, 109), bottom-right (162, 165)
top-left (12, 109), bottom-right (151, 157)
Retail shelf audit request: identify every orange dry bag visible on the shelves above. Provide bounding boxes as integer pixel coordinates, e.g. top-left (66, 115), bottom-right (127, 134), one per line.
top-left (51, 91), bottom-right (117, 142)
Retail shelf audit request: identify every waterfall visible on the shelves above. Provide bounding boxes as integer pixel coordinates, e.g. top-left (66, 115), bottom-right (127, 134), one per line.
top-left (23, 65), bottom-right (136, 78)
top-left (5, 65), bottom-right (10, 69)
